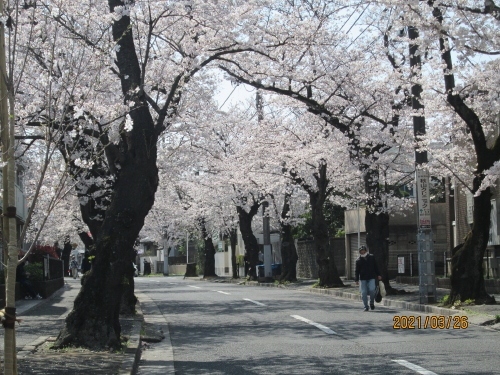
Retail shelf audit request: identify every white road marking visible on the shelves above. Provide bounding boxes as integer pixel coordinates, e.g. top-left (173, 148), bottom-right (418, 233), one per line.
top-left (187, 285), bottom-right (201, 289)
top-left (168, 283), bottom-right (177, 285)
top-left (243, 298), bottom-right (266, 306)
top-left (392, 360), bottom-right (438, 375)
top-left (216, 291), bottom-right (230, 295)
top-left (290, 315), bottom-right (336, 335)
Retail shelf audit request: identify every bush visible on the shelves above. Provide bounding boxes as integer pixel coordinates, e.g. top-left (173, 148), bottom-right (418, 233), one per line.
top-left (30, 245), bottom-right (60, 263)
top-left (25, 262), bottom-right (44, 283)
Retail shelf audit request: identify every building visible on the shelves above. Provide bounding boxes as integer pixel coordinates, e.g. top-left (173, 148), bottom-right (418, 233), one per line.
top-left (344, 203), bottom-right (448, 280)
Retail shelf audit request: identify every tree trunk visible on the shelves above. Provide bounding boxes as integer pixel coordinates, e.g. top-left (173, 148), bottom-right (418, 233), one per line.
top-left (237, 203), bottom-right (260, 280)
top-left (120, 247), bottom-right (138, 315)
top-left (310, 191), bottom-right (343, 287)
top-left (429, 6), bottom-right (496, 304)
top-left (230, 228), bottom-right (239, 279)
top-left (53, 0), bottom-right (160, 349)
top-left (279, 225), bottom-right (298, 282)
top-left (450, 182), bottom-right (495, 304)
top-left (279, 191), bottom-right (297, 281)
top-left (55, 105), bottom-right (158, 349)
top-left (363, 167), bottom-right (393, 292)
top-left (200, 218), bottom-right (217, 278)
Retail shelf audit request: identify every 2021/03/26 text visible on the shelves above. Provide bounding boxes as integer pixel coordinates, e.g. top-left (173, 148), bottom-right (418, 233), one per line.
top-left (393, 315), bottom-right (469, 329)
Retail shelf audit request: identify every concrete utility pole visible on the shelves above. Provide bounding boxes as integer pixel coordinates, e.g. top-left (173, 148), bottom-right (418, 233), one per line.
top-left (409, 26), bottom-right (437, 304)
top-left (163, 230), bottom-right (169, 276)
top-left (262, 200), bottom-right (272, 279)
top-left (256, 87), bottom-right (272, 279)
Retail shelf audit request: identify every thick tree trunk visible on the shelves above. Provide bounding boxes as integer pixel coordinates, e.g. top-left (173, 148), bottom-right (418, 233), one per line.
top-left (450, 182), bottom-right (495, 304)
top-left (279, 191), bottom-right (297, 281)
top-left (200, 219), bottom-right (217, 278)
top-left (363, 168), bottom-right (393, 292)
top-left (237, 203), bottom-right (260, 280)
top-left (230, 228), bottom-right (239, 279)
top-left (120, 247), bottom-right (138, 315)
top-left (55, 105), bottom-right (158, 349)
top-left (279, 225), bottom-right (298, 282)
top-left (310, 191), bottom-right (344, 287)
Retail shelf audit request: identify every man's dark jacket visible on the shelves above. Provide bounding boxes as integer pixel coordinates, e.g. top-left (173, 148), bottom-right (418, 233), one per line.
top-left (355, 254), bottom-right (380, 282)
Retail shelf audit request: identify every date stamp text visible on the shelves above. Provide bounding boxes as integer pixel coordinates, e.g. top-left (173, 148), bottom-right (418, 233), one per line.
top-left (393, 315), bottom-right (469, 329)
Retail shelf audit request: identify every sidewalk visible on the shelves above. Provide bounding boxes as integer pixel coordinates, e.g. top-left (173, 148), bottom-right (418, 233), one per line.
top-left (0, 277), bottom-right (143, 375)
top-left (3, 275), bottom-right (498, 374)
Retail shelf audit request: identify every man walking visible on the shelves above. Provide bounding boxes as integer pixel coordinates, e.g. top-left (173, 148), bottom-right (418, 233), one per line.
top-left (355, 245), bottom-right (382, 311)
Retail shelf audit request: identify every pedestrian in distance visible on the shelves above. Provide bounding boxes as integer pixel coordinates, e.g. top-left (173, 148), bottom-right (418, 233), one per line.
top-left (70, 256), bottom-right (79, 279)
top-left (16, 261), bottom-right (42, 300)
top-left (355, 245), bottom-right (382, 311)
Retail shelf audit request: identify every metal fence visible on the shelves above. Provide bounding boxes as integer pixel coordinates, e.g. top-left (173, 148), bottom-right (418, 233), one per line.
top-left (395, 251), bottom-right (447, 278)
top-left (42, 255), bottom-right (64, 281)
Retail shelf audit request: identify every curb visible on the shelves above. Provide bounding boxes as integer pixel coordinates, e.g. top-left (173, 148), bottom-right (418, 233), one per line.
top-left (135, 292), bottom-right (175, 375)
top-left (201, 277), bottom-right (499, 327)
top-left (118, 302), bottom-right (144, 375)
top-left (305, 287), bottom-right (458, 316)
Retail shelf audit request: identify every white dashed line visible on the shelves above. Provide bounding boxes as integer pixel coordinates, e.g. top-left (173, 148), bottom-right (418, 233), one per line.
top-left (187, 285), bottom-right (201, 289)
top-left (216, 291), bottom-right (230, 295)
top-left (392, 360), bottom-right (438, 375)
top-left (243, 298), bottom-right (266, 306)
top-left (290, 315), bottom-right (336, 335)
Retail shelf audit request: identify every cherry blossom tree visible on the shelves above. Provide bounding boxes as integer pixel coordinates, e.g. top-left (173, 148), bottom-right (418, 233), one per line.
top-left (378, 0), bottom-right (500, 303)
top-left (8, 0), bottom-right (288, 349)
top-left (217, 1), bottom-right (419, 291)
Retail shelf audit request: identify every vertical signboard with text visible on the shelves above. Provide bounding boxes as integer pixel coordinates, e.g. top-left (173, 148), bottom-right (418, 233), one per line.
top-left (416, 169), bottom-right (431, 230)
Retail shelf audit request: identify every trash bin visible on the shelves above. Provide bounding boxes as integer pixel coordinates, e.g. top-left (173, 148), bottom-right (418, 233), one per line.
top-left (257, 265), bottom-right (264, 278)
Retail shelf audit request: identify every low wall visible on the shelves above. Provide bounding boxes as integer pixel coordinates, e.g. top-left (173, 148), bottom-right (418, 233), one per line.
top-left (0, 277), bottom-right (64, 307)
top-left (395, 276), bottom-right (500, 294)
top-left (38, 278), bottom-right (65, 299)
top-left (168, 264), bottom-right (186, 275)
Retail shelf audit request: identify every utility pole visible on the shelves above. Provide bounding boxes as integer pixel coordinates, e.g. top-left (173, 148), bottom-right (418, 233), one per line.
top-left (163, 229), bottom-right (169, 276)
top-left (256, 88), bottom-right (272, 279)
top-left (409, 26), bottom-right (436, 304)
top-left (262, 200), bottom-right (272, 279)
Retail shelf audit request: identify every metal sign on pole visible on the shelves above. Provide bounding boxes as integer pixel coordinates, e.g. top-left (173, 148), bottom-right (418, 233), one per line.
top-left (415, 169), bottom-right (437, 303)
top-left (262, 200), bottom-right (272, 279)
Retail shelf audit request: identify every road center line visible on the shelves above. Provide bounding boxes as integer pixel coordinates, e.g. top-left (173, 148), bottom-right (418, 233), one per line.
top-left (187, 285), bottom-right (201, 289)
top-left (243, 298), bottom-right (266, 306)
top-left (216, 291), bottom-right (230, 295)
top-left (392, 360), bottom-right (438, 375)
top-left (290, 315), bottom-right (336, 335)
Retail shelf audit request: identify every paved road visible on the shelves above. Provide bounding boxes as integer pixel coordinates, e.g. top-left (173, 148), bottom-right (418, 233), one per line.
top-left (135, 276), bottom-right (500, 375)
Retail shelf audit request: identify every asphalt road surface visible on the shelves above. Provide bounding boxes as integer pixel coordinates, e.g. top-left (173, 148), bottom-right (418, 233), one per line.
top-left (135, 277), bottom-right (500, 375)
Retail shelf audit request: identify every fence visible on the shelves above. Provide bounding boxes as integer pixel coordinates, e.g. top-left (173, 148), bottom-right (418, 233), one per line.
top-left (395, 251), bottom-right (447, 278)
top-left (42, 255), bottom-right (64, 281)
top-left (168, 255), bottom-right (193, 265)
